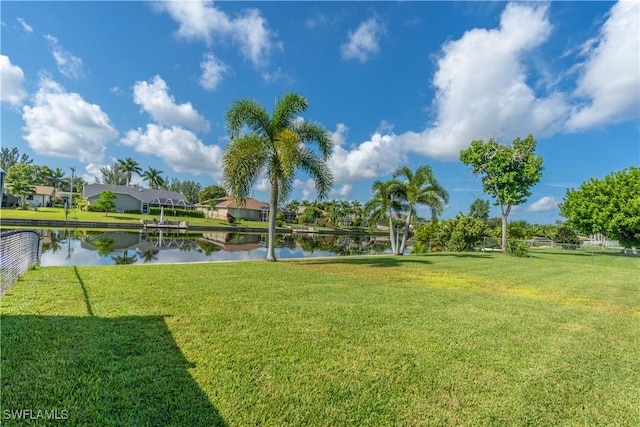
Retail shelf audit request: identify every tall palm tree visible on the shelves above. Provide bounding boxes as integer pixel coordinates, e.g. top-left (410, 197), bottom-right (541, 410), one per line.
top-left (51, 168), bottom-right (65, 202)
top-left (223, 92), bottom-right (333, 261)
top-left (118, 157), bottom-right (142, 187)
top-left (392, 165), bottom-right (449, 254)
top-left (141, 167), bottom-right (165, 189)
top-left (364, 179), bottom-right (406, 255)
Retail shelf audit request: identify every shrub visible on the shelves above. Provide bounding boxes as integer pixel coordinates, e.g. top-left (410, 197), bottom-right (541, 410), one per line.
top-left (148, 207), bottom-right (204, 218)
top-left (507, 240), bottom-right (530, 257)
top-left (554, 225), bottom-right (581, 249)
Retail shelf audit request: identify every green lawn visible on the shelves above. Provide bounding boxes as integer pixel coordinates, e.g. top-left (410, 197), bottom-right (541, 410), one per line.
top-left (0, 207), bottom-right (256, 228)
top-left (1, 253), bottom-right (638, 426)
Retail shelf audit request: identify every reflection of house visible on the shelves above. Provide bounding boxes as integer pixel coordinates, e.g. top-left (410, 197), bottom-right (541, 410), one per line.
top-left (200, 232), bottom-right (263, 251)
top-left (83, 184), bottom-right (194, 214)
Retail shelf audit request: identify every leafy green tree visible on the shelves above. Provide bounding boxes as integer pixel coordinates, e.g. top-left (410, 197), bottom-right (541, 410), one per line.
top-left (99, 162), bottom-right (127, 186)
top-left (6, 163), bottom-right (37, 208)
top-left (460, 135), bottom-right (544, 252)
top-left (0, 147), bottom-right (33, 171)
top-left (560, 167), bottom-right (640, 248)
top-left (141, 167), bottom-right (165, 189)
top-left (180, 180), bottom-right (202, 204)
top-left (199, 185), bottom-right (227, 203)
top-left (392, 165), bottom-right (449, 255)
top-left (469, 198), bottom-right (490, 221)
top-left (223, 92), bottom-right (333, 261)
top-left (553, 224), bottom-right (581, 249)
top-left (118, 157), bottom-right (142, 187)
top-left (298, 206), bottom-right (322, 225)
top-left (95, 190), bottom-right (116, 216)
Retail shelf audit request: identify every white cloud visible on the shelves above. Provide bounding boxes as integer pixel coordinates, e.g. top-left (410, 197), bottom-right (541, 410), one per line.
top-left (341, 17), bottom-right (385, 62)
top-left (17, 18), bottom-right (33, 33)
top-left (153, 0), bottom-right (277, 67)
top-left (566, 0), bottom-right (640, 130)
top-left (120, 124), bottom-right (223, 180)
top-left (333, 184), bottom-right (353, 198)
top-left (293, 178), bottom-right (316, 201)
top-left (527, 196), bottom-right (559, 212)
top-left (0, 55), bottom-right (27, 106)
top-left (328, 124), bottom-right (406, 185)
top-left (408, 3), bottom-right (570, 160)
top-left (44, 34), bottom-right (84, 80)
top-left (133, 75), bottom-right (210, 132)
top-left (199, 52), bottom-right (228, 90)
top-left (22, 77), bottom-right (117, 162)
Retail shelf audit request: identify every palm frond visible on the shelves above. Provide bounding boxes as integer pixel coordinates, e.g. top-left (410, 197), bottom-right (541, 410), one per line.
top-left (222, 134), bottom-right (268, 203)
top-left (225, 99), bottom-right (271, 139)
top-left (271, 92), bottom-right (308, 134)
top-left (296, 121), bottom-right (332, 160)
top-left (298, 148), bottom-right (333, 200)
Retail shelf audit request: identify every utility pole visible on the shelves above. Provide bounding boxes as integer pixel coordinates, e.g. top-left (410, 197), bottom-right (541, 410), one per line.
top-left (70, 166), bottom-right (76, 207)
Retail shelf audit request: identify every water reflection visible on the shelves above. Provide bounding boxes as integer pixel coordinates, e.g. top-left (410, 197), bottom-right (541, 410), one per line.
top-left (37, 229), bottom-right (392, 266)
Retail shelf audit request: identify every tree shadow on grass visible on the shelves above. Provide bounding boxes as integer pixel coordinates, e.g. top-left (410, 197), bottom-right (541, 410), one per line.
top-left (0, 314), bottom-right (226, 426)
top-left (293, 255), bottom-right (433, 268)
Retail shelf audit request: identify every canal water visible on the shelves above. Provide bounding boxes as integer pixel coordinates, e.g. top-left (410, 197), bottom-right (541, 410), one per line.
top-left (38, 229), bottom-right (394, 266)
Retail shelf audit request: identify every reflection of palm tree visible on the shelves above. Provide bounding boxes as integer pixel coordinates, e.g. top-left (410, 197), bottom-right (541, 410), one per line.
top-left (138, 249), bottom-right (159, 263)
top-left (112, 249), bottom-right (137, 265)
top-left (41, 229), bottom-right (66, 254)
top-left (196, 240), bottom-right (221, 255)
top-left (92, 237), bottom-right (115, 256)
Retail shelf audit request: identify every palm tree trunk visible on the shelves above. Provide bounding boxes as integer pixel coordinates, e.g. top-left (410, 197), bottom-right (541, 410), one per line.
top-left (399, 211), bottom-right (413, 255)
top-left (388, 215), bottom-right (397, 255)
top-left (267, 182), bottom-right (279, 261)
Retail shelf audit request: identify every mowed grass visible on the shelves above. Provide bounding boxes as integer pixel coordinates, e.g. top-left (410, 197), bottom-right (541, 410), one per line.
top-left (1, 252), bottom-right (638, 426)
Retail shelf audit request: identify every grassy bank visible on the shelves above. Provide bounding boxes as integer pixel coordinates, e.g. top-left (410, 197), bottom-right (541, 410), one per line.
top-left (1, 253), bottom-right (638, 425)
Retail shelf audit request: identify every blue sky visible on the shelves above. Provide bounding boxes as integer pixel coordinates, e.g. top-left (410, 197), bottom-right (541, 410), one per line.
top-left (1, 1), bottom-right (638, 223)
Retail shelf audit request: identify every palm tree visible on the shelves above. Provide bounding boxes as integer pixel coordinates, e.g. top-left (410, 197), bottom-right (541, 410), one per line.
top-left (223, 92), bottom-right (333, 261)
top-left (392, 165), bottom-right (449, 254)
top-left (51, 168), bottom-right (65, 203)
top-left (118, 157), bottom-right (142, 187)
top-left (99, 162), bottom-right (127, 186)
top-left (141, 167), bottom-right (165, 189)
top-left (364, 179), bottom-right (405, 255)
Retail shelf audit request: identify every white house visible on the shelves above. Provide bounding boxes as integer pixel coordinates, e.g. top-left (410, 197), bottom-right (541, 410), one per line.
top-left (83, 184), bottom-right (195, 214)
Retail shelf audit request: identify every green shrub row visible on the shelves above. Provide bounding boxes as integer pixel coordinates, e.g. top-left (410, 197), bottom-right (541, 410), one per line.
top-left (148, 207), bottom-right (204, 218)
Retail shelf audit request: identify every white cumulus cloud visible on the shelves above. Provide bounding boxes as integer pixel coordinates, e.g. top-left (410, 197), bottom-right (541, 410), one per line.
top-left (527, 196), bottom-right (559, 212)
top-left (407, 3), bottom-right (570, 160)
top-left (17, 18), bottom-right (33, 33)
top-left (133, 75), bottom-right (210, 132)
top-left (566, 0), bottom-right (640, 130)
top-left (22, 77), bottom-right (117, 162)
top-left (0, 55), bottom-right (27, 106)
top-left (44, 34), bottom-right (84, 80)
top-left (120, 124), bottom-right (223, 180)
top-left (328, 124), bottom-right (406, 185)
top-left (153, 0), bottom-right (278, 68)
top-left (199, 52), bottom-right (228, 90)
top-left (341, 17), bottom-right (384, 62)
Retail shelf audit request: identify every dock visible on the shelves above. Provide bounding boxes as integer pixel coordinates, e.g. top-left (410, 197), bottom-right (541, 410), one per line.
top-left (140, 219), bottom-right (189, 230)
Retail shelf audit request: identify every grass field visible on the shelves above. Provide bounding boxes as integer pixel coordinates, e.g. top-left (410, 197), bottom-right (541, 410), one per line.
top-left (1, 252), bottom-right (638, 425)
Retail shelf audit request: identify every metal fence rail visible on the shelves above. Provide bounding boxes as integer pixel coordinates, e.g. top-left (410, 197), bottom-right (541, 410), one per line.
top-left (1, 229), bottom-right (42, 295)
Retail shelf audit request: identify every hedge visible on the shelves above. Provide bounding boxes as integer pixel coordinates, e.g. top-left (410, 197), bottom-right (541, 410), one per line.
top-left (148, 207), bottom-right (204, 218)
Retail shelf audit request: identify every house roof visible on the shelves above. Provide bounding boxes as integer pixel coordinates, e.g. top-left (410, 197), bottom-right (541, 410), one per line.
top-left (214, 196), bottom-right (267, 210)
top-left (34, 186), bottom-right (54, 195)
top-left (83, 184), bottom-right (193, 206)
